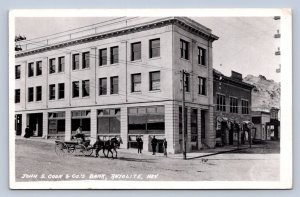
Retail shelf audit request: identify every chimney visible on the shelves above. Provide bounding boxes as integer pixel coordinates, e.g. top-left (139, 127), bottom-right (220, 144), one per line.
top-left (231, 71), bottom-right (243, 81)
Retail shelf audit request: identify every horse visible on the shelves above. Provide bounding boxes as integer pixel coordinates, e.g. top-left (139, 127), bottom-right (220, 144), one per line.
top-left (93, 137), bottom-right (122, 159)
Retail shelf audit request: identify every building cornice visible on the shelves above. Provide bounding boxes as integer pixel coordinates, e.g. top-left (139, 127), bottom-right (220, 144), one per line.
top-left (16, 17), bottom-right (219, 58)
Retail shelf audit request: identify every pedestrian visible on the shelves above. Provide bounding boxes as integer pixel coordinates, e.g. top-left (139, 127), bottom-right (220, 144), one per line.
top-left (163, 138), bottom-right (168, 157)
top-left (24, 125), bottom-right (30, 138)
top-left (93, 136), bottom-right (103, 158)
top-left (136, 135), bottom-right (143, 154)
top-left (151, 135), bottom-right (158, 155)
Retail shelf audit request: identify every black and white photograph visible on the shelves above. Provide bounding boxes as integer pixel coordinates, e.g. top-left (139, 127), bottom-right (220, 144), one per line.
top-left (8, 9), bottom-right (292, 189)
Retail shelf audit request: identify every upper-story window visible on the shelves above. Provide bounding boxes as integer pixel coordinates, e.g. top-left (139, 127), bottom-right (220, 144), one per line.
top-left (58, 83), bottom-right (65, 99)
top-left (185, 73), bottom-right (190, 92)
top-left (72, 81), bottom-right (79, 98)
top-left (49, 84), bottom-right (55, 100)
top-left (149, 39), bottom-right (160, 58)
top-left (82, 52), bottom-right (90, 69)
top-left (49, 58), bottom-right (56, 74)
top-left (28, 87), bottom-right (34, 102)
top-left (242, 100), bottom-right (249, 114)
top-left (82, 80), bottom-right (90, 97)
top-left (72, 54), bottom-right (79, 70)
top-left (36, 86), bottom-right (42, 101)
top-left (216, 94), bottom-right (226, 111)
top-left (131, 73), bottom-right (141, 92)
top-left (28, 62), bottom-right (34, 77)
top-left (180, 39), bottom-right (189, 60)
top-left (198, 47), bottom-right (206, 66)
top-left (230, 97), bottom-right (238, 113)
top-left (99, 78), bottom-right (107, 95)
top-left (110, 46), bottom-right (119, 64)
top-left (36, 61), bottom-right (42, 76)
top-left (110, 76), bottom-right (119, 94)
top-left (99, 48), bottom-right (107, 66)
top-left (15, 89), bottom-right (20, 103)
top-left (15, 65), bottom-right (21, 79)
top-left (198, 77), bottom-right (206, 95)
top-left (58, 56), bottom-right (65, 73)
top-left (131, 42), bottom-right (141, 61)
top-left (149, 71), bottom-right (160, 91)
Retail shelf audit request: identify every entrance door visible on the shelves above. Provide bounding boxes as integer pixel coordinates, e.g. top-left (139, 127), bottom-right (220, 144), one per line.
top-left (229, 128), bottom-right (233, 145)
top-left (15, 114), bottom-right (22, 136)
top-left (28, 113), bottom-right (43, 137)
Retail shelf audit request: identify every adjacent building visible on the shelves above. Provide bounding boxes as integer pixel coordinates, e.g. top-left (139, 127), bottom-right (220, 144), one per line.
top-left (213, 69), bottom-right (254, 146)
top-left (14, 17), bottom-right (219, 153)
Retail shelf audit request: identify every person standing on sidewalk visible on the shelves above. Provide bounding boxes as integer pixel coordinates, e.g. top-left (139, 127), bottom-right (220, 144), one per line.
top-left (163, 138), bottom-right (168, 157)
top-left (151, 136), bottom-right (158, 155)
top-left (136, 135), bottom-right (143, 154)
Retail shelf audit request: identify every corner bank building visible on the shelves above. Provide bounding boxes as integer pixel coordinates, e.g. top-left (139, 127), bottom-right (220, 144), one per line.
top-left (14, 17), bottom-right (219, 153)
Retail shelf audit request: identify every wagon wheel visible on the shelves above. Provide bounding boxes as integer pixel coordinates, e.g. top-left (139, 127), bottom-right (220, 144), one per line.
top-left (55, 142), bottom-right (67, 156)
top-left (82, 146), bottom-right (93, 156)
top-left (66, 145), bottom-right (75, 155)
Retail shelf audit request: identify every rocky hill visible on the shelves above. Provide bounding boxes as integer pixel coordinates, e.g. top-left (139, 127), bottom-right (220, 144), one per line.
top-left (243, 74), bottom-right (280, 112)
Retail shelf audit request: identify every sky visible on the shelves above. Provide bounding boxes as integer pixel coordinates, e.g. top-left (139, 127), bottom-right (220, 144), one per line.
top-left (15, 17), bottom-right (281, 82)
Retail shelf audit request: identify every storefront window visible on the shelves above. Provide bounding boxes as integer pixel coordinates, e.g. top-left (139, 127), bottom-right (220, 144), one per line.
top-left (71, 110), bottom-right (91, 134)
top-left (97, 108), bottom-right (120, 134)
top-left (128, 106), bottom-right (165, 134)
top-left (48, 112), bottom-right (65, 135)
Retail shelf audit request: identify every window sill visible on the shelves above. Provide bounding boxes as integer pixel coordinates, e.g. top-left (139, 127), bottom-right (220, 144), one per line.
top-left (48, 99), bottom-right (56, 102)
top-left (198, 64), bottom-right (207, 67)
top-left (149, 89), bottom-right (161, 93)
top-left (131, 59), bottom-right (142, 63)
top-left (149, 56), bottom-right (161, 60)
top-left (180, 57), bottom-right (190, 63)
top-left (131, 91), bottom-right (142, 94)
top-left (99, 63), bottom-right (119, 68)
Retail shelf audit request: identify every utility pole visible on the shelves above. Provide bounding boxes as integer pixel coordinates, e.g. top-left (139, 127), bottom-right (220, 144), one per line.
top-left (181, 70), bottom-right (187, 160)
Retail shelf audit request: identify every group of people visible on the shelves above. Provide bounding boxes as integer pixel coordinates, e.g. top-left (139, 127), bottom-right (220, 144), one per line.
top-left (136, 135), bottom-right (168, 157)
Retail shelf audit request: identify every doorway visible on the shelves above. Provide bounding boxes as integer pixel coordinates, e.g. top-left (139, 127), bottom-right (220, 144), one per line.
top-left (27, 113), bottom-right (43, 137)
top-left (15, 114), bottom-right (22, 136)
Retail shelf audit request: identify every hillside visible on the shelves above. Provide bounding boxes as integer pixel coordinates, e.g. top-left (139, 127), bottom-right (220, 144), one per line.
top-left (243, 74), bottom-right (280, 112)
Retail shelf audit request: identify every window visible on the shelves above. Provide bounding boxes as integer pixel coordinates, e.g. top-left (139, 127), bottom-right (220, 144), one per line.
top-left (110, 46), bottom-right (118, 64)
top-left (131, 42), bottom-right (141, 61)
top-left (58, 56), bottom-right (65, 72)
top-left (128, 106), bottom-right (164, 134)
top-left (15, 89), bottom-right (20, 103)
top-left (36, 61), bottom-right (42, 76)
top-left (15, 65), bottom-right (21, 79)
top-left (191, 109), bottom-right (198, 142)
top-left (110, 76), bottom-right (119, 94)
top-left (36, 86), bottom-right (42, 101)
top-left (99, 78), bottom-right (107, 95)
top-left (82, 52), bottom-right (90, 69)
top-left (28, 62), bottom-right (34, 77)
top-left (82, 80), bottom-right (90, 97)
top-left (149, 38), bottom-right (160, 58)
top-left (216, 94), bottom-right (226, 111)
top-left (58, 83), bottom-right (65, 99)
top-left (198, 77), bottom-right (206, 95)
top-left (72, 81), bottom-right (79, 98)
top-left (99, 48), bottom-right (107, 66)
top-left (180, 39), bottom-right (189, 60)
top-left (49, 84), bottom-right (55, 100)
top-left (48, 112), bottom-right (65, 135)
top-left (49, 58), bottom-right (56, 74)
top-left (198, 47), bottom-right (206, 66)
top-left (230, 97), bottom-right (238, 113)
top-left (179, 107), bottom-right (187, 135)
top-left (131, 73), bottom-right (141, 92)
top-left (97, 108), bottom-right (120, 134)
top-left (71, 110), bottom-right (91, 134)
top-left (72, 54), bottom-right (79, 70)
top-left (28, 87), bottom-right (34, 102)
top-left (242, 100), bottom-right (249, 114)
top-left (185, 73), bottom-right (190, 92)
top-left (150, 71), bottom-right (160, 91)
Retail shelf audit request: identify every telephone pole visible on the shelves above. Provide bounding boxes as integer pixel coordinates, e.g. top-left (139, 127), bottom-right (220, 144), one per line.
top-left (181, 70), bottom-right (187, 160)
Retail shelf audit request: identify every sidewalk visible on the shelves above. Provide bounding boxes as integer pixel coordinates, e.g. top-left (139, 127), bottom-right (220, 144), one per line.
top-left (15, 136), bottom-right (263, 159)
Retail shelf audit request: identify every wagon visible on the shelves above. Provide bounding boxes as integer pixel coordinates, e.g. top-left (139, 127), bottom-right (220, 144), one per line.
top-left (54, 139), bottom-right (94, 157)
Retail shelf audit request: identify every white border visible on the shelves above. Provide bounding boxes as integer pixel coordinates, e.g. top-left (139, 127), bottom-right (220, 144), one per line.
top-left (9, 8), bottom-right (293, 189)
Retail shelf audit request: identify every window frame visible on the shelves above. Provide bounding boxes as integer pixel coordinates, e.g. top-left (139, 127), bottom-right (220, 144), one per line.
top-left (49, 84), bottom-right (56, 100)
top-left (82, 52), bottom-right (90, 69)
top-left (131, 73), bottom-right (142, 92)
top-left (110, 76), bottom-right (119, 95)
top-left (58, 83), bottom-right (65, 99)
top-left (72, 54), bottom-right (80, 70)
top-left (216, 93), bottom-right (226, 112)
top-left (72, 81), bottom-right (79, 98)
top-left (149, 71), bottom-right (160, 91)
top-left (99, 78), bottom-right (107, 95)
top-left (36, 61), bottom-right (42, 76)
top-left (131, 42), bottom-right (142, 61)
top-left (149, 38), bottom-right (160, 58)
top-left (36, 86), bottom-right (42, 101)
top-left (229, 96), bottom-right (239, 113)
top-left (28, 62), bottom-right (34, 77)
top-left (58, 56), bottom-right (65, 73)
top-left (82, 80), bottom-right (90, 97)
top-left (241, 99), bottom-right (249, 114)
top-left (28, 87), bottom-right (34, 102)
top-left (198, 47), bottom-right (206, 66)
top-left (180, 39), bottom-right (189, 60)
top-left (15, 89), bottom-right (20, 103)
top-left (110, 46), bottom-right (119, 64)
top-left (198, 76), bottom-right (207, 95)
top-left (15, 65), bottom-right (21, 79)
top-left (99, 48), bottom-right (107, 66)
